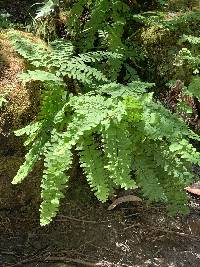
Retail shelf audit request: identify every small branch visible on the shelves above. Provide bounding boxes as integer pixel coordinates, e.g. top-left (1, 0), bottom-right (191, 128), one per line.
top-left (11, 256), bottom-right (119, 267)
top-left (57, 215), bottom-right (103, 224)
top-left (108, 195), bottom-right (142, 211)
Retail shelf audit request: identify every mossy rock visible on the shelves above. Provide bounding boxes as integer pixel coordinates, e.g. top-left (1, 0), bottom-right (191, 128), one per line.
top-left (132, 26), bottom-right (178, 83)
top-left (0, 156), bottom-right (42, 209)
top-left (0, 30), bottom-right (92, 210)
top-left (140, 26), bottom-right (173, 46)
top-left (0, 30), bottom-right (44, 209)
top-left (0, 30), bottom-right (44, 133)
top-left (167, 0), bottom-right (200, 11)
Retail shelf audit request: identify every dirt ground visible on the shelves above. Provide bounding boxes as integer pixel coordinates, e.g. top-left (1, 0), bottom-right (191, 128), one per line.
top-left (0, 197), bottom-right (199, 267)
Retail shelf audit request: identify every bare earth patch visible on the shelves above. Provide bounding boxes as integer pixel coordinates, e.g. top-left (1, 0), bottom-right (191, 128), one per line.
top-left (0, 198), bottom-right (199, 267)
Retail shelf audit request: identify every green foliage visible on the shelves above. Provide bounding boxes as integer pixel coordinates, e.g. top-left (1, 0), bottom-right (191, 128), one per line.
top-left (0, 95), bottom-right (7, 108)
top-left (8, 1), bottom-right (200, 226)
top-left (78, 135), bottom-right (112, 202)
top-left (130, 8), bottom-right (200, 84)
top-left (0, 12), bottom-right (13, 29)
top-left (188, 76), bottom-right (200, 100)
top-left (67, 0), bottom-right (138, 81)
top-left (170, 34), bottom-right (200, 104)
top-left (181, 34), bottom-right (200, 45)
top-left (175, 34), bottom-right (200, 78)
top-left (132, 10), bottom-right (200, 33)
top-left (9, 31), bottom-right (122, 86)
top-left (35, 0), bottom-right (59, 20)
top-left (11, 64), bottom-right (200, 225)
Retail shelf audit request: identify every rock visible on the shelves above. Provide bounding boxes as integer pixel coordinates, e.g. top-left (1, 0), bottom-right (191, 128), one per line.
top-left (0, 31), bottom-right (43, 209)
top-left (0, 156), bottom-right (41, 209)
top-left (186, 182), bottom-right (200, 196)
top-left (0, 31), bottom-right (42, 134)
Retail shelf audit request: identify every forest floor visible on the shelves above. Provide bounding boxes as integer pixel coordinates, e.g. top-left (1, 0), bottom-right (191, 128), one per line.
top-left (0, 198), bottom-right (200, 267)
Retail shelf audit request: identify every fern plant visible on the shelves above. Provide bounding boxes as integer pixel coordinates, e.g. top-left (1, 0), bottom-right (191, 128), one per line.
top-left (175, 34), bottom-right (200, 75)
top-left (66, 0), bottom-right (139, 81)
top-left (9, 18), bottom-right (200, 226)
top-left (9, 31), bottom-right (123, 87)
top-left (35, 0), bottom-right (59, 20)
top-left (174, 34), bottom-right (200, 113)
top-left (0, 11), bottom-right (13, 29)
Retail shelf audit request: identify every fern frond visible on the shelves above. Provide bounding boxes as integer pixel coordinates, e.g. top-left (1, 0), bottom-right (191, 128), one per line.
top-left (133, 139), bottom-right (166, 202)
top-left (14, 121), bottom-right (42, 137)
top-left (35, 0), bottom-right (59, 20)
top-left (181, 34), bottom-right (200, 45)
top-left (73, 51), bottom-right (122, 63)
top-left (48, 40), bottom-right (74, 68)
top-left (59, 51), bottom-right (121, 83)
top-left (98, 81), bottom-right (155, 97)
top-left (10, 31), bottom-right (116, 85)
top-left (69, 94), bottom-right (116, 125)
top-left (150, 142), bottom-right (193, 214)
top-left (10, 32), bottom-right (73, 70)
top-left (142, 93), bottom-right (192, 141)
top-left (169, 139), bottom-right (200, 166)
top-left (38, 82), bottom-right (67, 122)
top-left (188, 76), bottom-right (200, 101)
top-left (80, 0), bottom-right (110, 50)
top-left (67, 0), bottom-right (88, 36)
top-left (133, 138), bottom-right (189, 213)
top-left (18, 70), bottom-right (63, 84)
top-left (78, 135), bottom-right (111, 202)
top-left (9, 31), bottom-right (50, 67)
top-left (60, 61), bottom-right (109, 84)
top-left (12, 136), bottom-right (47, 184)
top-left (40, 131), bottom-right (73, 225)
top-left (102, 121), bottom-right (137, 189)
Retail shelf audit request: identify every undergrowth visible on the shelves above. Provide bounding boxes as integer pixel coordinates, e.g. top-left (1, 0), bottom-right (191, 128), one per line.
top-left (8, 0), bottom-right (200, 226)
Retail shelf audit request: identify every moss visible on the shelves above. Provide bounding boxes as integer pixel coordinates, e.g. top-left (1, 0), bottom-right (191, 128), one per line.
top-left (167, 0), bottom-right (200, 11)
top-left (0, 31), bottom-right (45, 209)
top-left (0, 156), bottom-right (42, 209)
top-left (132, 26), bottom-right (178, 83)
top-left (0, 30), bottom-right (43, 134)
top-left (140, 26), bottom-right (172, 46)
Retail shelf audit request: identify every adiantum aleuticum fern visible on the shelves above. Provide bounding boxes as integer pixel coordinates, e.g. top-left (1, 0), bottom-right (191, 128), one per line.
top-left (9, 29), bottom-right (200, 226)
top-left (102, 121), bottom-right (136, 189)
top-left (9, 31), bottom-right (122, 86)
top-left (35, 0), bottom-right (59, 20)
top-left (67, 0), bottom-right (137, 81)
top-left (77, 135), bottom-right (111, 202)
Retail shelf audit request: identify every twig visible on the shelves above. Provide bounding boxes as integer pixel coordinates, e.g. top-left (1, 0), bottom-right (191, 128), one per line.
top-left (10, 256), bottom-right (119, 267)
top-left (130, 224), bottom-right (200, 240)
top-left (57, 215), bottom-right (99, 224)
top-left (152, 226), bottom-right (200, 240)
top-left (44, 256), bottom-right (99, 266)
top-left (57, 215), bottom-right (115, 224)
top-left (107, 195), bottom-right (142, 211)
top-left (9, 255), bottom-right (43, 267)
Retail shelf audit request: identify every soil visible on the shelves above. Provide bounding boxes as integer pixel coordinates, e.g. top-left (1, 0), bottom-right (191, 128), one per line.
top-left (0, 198), bottom-right (199, 267)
